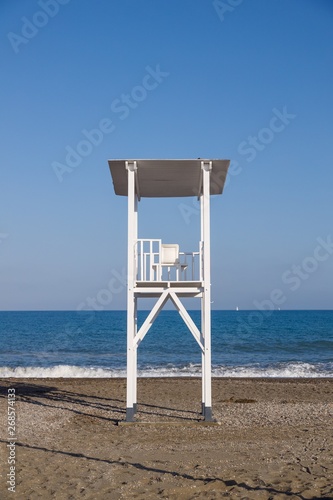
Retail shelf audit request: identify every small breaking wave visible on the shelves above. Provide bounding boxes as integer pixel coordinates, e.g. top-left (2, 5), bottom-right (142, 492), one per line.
top-left (0, 361), bottom-right (333, 378)
top-left (0, 365), bottom-right (125, 378)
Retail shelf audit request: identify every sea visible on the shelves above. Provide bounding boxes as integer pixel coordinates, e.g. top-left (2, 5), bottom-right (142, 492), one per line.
top-left (0, 310), bottom-right (332, 378)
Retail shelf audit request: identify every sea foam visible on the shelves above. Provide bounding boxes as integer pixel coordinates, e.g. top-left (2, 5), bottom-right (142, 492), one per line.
top-left (0, 362), bottom-right (332, 378)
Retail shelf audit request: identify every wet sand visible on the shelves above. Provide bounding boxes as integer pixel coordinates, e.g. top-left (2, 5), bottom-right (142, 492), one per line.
top-left (1, 377), bottom-right (333, 499)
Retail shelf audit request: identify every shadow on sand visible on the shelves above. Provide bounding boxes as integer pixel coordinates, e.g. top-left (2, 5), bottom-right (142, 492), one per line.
top-left (0, 438), bottom-right (318, 499)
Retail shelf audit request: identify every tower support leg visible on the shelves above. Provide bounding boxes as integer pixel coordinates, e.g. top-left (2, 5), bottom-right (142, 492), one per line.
top-left (126, 160), bottom-right (138, 422)
top-left (201, 161), bottom-right (213, 422)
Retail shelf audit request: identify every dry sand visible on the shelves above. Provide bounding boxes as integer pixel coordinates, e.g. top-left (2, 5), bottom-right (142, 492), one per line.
top-left (1, 378), bottom-right (333, 499)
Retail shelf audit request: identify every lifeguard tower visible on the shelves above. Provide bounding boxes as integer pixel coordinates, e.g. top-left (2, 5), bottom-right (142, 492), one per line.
top-left (108, 159), bottom-right (230, 421)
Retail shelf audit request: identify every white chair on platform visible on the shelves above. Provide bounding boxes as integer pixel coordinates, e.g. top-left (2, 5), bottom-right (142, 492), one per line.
top-left (153, 244), bottom-right (187, 280)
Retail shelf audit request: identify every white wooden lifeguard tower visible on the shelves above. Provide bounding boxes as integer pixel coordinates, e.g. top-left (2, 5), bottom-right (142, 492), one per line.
top-left (108, 159), bottom-right (230, 421)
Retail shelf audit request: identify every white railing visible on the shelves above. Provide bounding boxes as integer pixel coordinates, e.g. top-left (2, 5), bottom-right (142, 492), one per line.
top-left (136, 239), bottom-right (202, 282)
top-left (136, 239), bottom-right (161, 282)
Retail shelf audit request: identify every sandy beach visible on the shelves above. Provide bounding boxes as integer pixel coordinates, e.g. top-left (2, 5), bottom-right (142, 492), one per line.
top-left (1, 377), bottom-right (333, 499)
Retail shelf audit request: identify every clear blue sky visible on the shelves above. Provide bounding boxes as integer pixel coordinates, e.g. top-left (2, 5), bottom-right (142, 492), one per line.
top-left (1, 0), bottom-right (332, 311)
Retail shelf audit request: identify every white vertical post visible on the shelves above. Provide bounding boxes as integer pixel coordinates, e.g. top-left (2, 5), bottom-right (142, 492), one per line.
top-left (140, 240), bottom-right (144, 281)
top-left (126, 160), bottom-right (138, 421)
top-left (158, 239), bottom-right (162, 280)
top-left (201, 160), bottom-right (213, 421)
top-left (133, 191), bottom-right (138, 412)
top-left (133, 295), bottom-right (137, 412)
top-left (149, 240), bottom-right (154, 281)
top-left (200, 194), bottom-right (205, 414)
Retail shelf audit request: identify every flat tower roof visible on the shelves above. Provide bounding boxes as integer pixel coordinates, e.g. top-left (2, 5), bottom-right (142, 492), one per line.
top-left (108, 159), bottom-right (230, 198)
